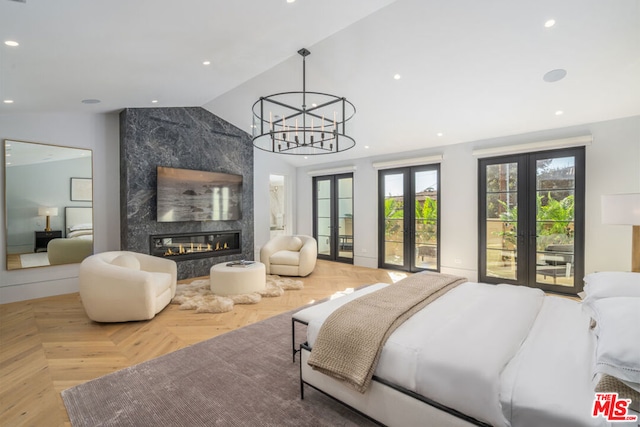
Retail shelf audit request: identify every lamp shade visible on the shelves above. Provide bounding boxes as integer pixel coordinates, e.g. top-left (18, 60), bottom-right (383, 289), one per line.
top-left (38, 206), bottom-right (59, 217)
top-left (601, 194), bottom-right (640, 225)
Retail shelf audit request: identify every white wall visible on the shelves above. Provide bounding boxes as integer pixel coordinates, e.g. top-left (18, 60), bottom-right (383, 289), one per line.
top-left (1, 113), bottom-right (637, 302)
top-left (295, 116), bottom-right (640, 280)
top-left (252, 149), bottom-right (297, 260)
top-left (0, 112), bottom-right (121, 303)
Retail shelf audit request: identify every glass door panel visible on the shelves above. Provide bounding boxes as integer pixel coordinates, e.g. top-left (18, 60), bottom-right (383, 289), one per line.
top-left (382, 173), bottom-right (405, 267)
top-left (379, 164), bottom-right (440, 272)
top-left (316, 179), bottom-right (332, 256)
top-left (535, 156), bottom-right (576, 288)
top-left (337, 176), bottom-right (353, 260)
top-left (484, 162), bottom-right (518, 281)
top-left (479, 148), bottom-right (584, 294)
top-left (414, 169), bottom-right (438, 270)
top-left (313, 174), bottom-right (354, 264)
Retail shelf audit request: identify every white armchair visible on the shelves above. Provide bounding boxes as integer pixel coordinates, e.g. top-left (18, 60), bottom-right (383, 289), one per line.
top-left (79, 251), bottom-right (177, 322)
top-left (260, 235), bottom-right (317, 277)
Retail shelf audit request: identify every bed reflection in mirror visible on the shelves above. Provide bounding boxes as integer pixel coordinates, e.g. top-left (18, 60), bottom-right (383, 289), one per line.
top-left (5, 139), bottom-right (93, 270)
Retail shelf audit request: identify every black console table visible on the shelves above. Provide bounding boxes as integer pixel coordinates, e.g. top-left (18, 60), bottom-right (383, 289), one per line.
top-left (35, 230), bottom-right (62, 252)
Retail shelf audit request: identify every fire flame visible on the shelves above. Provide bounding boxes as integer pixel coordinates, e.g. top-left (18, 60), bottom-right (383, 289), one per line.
top-left (163, 240), bottom-right (231, 256)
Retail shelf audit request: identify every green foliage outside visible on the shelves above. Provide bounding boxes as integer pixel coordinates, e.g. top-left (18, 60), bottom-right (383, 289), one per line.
top-left (415, 197), bottom-right (438, 244)
top-left (384, 196), bottom-right (438, 244)
top-left (498, 192), bottom-right (574, 250)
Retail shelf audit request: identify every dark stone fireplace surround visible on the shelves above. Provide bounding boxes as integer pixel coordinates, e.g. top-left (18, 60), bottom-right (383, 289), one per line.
top-left (120, 107), bottom-right (254, 280)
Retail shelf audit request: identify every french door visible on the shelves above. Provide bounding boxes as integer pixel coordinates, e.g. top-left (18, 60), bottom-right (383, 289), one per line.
top-left (378, 165), bottom-right (440, 272)
top-left (479, 147), bottom-right (585, 294)
top-left (313, 173), bottom-right (353, 264)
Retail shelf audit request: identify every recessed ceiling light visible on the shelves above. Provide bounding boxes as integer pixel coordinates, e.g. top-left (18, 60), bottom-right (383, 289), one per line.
top-left (4, 40), bottom-right (19, 47)
top-left (555, 110), bottom-right (564, 116)
top-left (544, 19), bottom-right (556, 28)
top-left (203, 61), bottom-right (211, 65)
top-left (4, 99), bottom-right (14, 104)
top-left (287, 0), bottom-right (296, 3)
top-left (6, 153), bottom-right (11, 157)
top-left (304, 156), bottom-right (308, 159)
top-left (151, 100), bottom-right (158, 104)
top-left (437, 132), bottom-right (443, 137)
top-left (364, 145), bottom-right (370, 149)
top-left (311, 103), bottom-right (317, 107)
top-left (543, 68), bottom-right (567, 83)
top-left (81, 99), bottom-right (101, 104)
top-left (393, 74), bottom-right (401, 80)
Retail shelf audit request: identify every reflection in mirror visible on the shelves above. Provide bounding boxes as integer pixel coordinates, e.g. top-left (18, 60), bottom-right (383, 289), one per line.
top-left (5, 139), bottom-right (93, 270)
top-left (269, 174), bottom-right (286, 239)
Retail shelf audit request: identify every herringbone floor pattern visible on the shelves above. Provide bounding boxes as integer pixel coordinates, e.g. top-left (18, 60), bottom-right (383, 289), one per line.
top-left (0, 260), bottom-right (399, 427)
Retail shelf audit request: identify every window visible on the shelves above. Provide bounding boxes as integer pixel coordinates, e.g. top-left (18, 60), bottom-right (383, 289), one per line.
top-left (378, 165), bottom-right (440, 272)
top-left (479, 147), bottom-right (585, 294)
top-left (313, 174), bottom-right (353, 264)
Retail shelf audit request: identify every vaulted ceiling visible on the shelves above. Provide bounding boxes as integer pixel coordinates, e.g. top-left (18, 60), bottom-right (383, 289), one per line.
top-left (2, 0), bottom-right (639, 166)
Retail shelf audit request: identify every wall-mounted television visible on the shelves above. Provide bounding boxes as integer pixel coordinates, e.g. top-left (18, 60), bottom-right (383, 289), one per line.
top-left (157, 166), bottom-right (242, 222)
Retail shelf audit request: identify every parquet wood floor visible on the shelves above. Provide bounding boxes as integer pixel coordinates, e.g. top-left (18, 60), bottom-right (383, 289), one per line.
top-left (0, 260), bottom-right (399, 427)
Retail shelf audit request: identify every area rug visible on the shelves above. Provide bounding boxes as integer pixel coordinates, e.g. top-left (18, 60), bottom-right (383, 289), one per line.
top-left (61, 310), bottom-right (377, 426)
top-left (19, 252), bottom-right (50, 268)
top-left (171, 275), bottom-right (304, 313)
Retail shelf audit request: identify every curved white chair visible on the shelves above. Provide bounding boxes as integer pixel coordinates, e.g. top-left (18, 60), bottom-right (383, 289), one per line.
top-left (79, 251), bottom-right (177, 322)
top-left (260, 235), bottom-right (317, 277)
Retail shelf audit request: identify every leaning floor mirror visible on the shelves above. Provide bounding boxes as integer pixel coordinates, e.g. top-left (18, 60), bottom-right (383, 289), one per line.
top-left (4, 139), bottom-right (93, 270)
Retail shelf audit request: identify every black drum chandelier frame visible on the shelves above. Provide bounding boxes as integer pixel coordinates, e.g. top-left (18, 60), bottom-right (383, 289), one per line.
top-left (251, 48), bottom-right (356, 155)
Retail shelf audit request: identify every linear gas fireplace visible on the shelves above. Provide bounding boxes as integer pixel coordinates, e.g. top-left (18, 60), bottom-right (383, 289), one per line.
top-left (150, 231), bottom-right (241, 261)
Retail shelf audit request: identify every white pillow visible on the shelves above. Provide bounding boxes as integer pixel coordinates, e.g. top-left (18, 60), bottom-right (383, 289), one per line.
top-left (583, 272), bottom-right (640, 300)
top-left (70, 223), bottom-right (93, 232)
top-left (285, 236), bottom-right (303, 251)
top-left (111, 253), bottom-right (140, 270)
top-left (67, 229), bottom-right (93, 238)
top-left (590, 297), bottom-right (640, 390)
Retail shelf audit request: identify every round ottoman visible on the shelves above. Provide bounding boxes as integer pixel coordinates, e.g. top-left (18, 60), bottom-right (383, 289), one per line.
top-left (210, 261), bottom-right (266, 295)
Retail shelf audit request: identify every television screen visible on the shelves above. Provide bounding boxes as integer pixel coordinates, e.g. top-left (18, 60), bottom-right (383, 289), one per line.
top-left (157, 166), bottom-right (242, 222)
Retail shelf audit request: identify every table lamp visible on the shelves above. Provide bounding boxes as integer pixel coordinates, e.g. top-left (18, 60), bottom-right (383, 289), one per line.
top-left (38, 206), bottom-right (59, 232)
top-left (601, 193), bottom-right (640, 272)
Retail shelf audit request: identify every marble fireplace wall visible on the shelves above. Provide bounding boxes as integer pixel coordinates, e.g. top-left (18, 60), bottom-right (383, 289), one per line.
top-left (119, 107), bottom-right (254, 280)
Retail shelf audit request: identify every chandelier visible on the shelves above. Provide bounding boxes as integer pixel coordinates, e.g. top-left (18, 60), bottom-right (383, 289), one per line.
top-left (251, 48), bottom-right (356, 155)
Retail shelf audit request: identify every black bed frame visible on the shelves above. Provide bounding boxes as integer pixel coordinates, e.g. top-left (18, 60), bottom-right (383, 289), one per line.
top-left (297, 340), bottom-right (491, 427)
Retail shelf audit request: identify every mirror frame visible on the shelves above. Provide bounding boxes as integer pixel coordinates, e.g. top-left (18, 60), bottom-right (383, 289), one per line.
top-left (4, 139), bottom-right (93, 270)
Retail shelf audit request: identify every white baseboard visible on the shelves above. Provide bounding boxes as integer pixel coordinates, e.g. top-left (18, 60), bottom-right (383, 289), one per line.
top-left (0, 277), bottom-right (79, 304)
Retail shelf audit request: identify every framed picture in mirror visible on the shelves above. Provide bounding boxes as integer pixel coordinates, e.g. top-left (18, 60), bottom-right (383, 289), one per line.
top-left (70, 177), bottom-right (92, 201)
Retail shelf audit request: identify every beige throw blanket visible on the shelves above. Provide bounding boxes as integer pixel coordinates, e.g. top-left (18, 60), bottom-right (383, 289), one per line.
top-left (307, 272), bottom-right (466, 393)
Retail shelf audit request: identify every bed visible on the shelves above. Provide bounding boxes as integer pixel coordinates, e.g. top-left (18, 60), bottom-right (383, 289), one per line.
top-left (47, 207), bottom-right (93, 265)
top-left (296, 271), bottom-right (640, 427)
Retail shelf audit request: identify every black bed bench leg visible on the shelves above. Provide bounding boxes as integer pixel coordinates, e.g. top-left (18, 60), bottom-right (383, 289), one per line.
top-left (299, 346), bottom-right (305, 399)
top-left (291, 318), bottom-right (297, 363)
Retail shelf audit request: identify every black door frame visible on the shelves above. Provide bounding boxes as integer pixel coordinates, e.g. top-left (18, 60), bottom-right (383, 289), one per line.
top-left (312, 173), bottom-right (354, 264)
top-left (378, 164), bottom-right (440, 273)
top-left (478, 147), bottom-right (585, 294)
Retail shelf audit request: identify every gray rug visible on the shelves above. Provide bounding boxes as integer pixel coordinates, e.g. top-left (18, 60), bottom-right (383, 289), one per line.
top-left (61, 309), bottom-right (378, 426)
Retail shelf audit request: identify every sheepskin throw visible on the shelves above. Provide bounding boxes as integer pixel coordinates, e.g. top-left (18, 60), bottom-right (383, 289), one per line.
top-left (171, 276), bottom-right (303, 313)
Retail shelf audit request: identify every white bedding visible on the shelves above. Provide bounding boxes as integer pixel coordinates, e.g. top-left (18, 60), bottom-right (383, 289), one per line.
top-left (500, 296), bottom-right (606, 427)
top-left (304, 282), bottom-right (615, 427)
